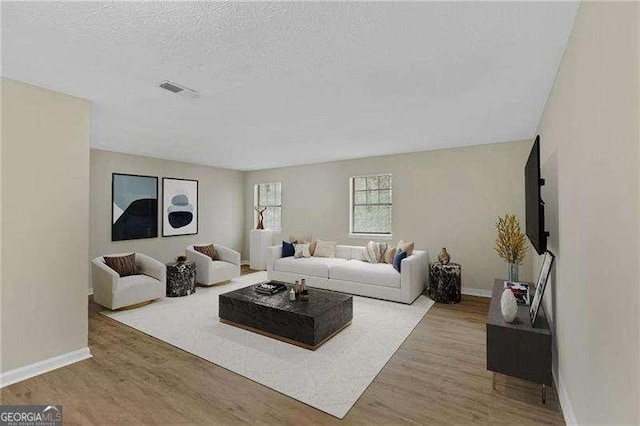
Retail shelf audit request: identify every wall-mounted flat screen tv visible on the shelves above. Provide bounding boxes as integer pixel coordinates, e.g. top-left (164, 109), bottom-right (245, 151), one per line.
top-left (525, 135), bottom-right (547, 255)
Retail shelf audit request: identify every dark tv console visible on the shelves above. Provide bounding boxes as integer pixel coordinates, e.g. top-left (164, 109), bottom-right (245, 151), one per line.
top-left (486, 279), bottom-right (552, 403)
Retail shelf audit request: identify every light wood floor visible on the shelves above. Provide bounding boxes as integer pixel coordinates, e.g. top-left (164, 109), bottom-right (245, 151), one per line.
top-left (1, 267), bottom-right (564, 424)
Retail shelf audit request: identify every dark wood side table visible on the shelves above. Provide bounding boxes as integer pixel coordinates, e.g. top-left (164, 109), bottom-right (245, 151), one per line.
top-left (486, 279), bottom-right (552, 403)
top-left (429, 263), bottom-right (461, 303)
top-left (166, 261), bottom-right (196, 297)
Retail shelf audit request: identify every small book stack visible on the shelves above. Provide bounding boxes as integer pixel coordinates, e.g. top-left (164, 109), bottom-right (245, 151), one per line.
top-left (255, 281), bottom-right (287, 295)
top-left (503, 281), bottom-right (531, 305)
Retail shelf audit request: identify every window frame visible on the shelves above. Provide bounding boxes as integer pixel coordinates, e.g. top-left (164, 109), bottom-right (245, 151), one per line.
top-left (253, 182), bottom-right (282, 231)
top-left (349, 173), bottom-right (393, 239)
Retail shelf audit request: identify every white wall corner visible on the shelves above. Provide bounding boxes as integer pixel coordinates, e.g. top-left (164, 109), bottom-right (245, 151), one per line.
top-left (554, 369), bottom-right (578, 425)
top-left (461, 286), bottom-right (492, 298)
top-left (0, 347), bottom-right (92, 388)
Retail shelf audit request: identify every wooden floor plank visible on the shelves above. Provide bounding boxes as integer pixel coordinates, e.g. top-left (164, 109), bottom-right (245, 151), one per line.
top-left (1, 267), bottom-right (564, 424)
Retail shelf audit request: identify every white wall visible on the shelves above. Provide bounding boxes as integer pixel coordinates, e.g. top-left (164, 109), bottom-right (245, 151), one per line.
top-left (245, 140), bottom-right (534, 291)
top-left (535, 3), bottom-right (639, 423)
top-left (90, 149), bottom-right (245, 287)
top-left (1, 78), bottom-right (91, 373)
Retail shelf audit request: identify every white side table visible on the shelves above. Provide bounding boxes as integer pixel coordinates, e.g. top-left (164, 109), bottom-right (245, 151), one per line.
top-left (250, 229), bottom-right (277, 270)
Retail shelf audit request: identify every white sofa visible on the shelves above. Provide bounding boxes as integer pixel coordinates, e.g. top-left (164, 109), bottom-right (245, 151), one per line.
top-left (267, 245), bottom-right (428, 304)
top-left (186, 244), bottom-right (241, 286)
top-left (91, 253), bottom-right (165, 310)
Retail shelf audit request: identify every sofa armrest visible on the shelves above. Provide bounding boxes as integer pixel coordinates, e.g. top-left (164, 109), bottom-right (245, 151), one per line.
top-left (137, 253), bottom-right (166, 284)
top-left (266, 245), bottom-right (283, 273)
top-left (215, 245), bottom-right (241, 266)
top-left (91, 258), bottom-right (120, 309)
top-left (400, 250), bottom-right (428, 302)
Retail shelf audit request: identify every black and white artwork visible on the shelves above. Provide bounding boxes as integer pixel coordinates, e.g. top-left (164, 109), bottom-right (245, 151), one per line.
top-left (162, 178), bottom-right (198, 237)
top-left (112, 173), bottom-right (158, 241)
top-left (530, 250), bottom-right (555, 325)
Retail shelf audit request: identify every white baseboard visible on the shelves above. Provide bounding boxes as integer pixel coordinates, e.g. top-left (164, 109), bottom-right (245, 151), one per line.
top-left (0, 347), bottom-right (92, 388)
top-left (461, 286), bottom-right (492, 298)
top-left (240, 259), bottom-right (250, 266)
top-left (88, 287), bottom-right (93, 296)
top-left (554, 369), bottom-right (577, 424)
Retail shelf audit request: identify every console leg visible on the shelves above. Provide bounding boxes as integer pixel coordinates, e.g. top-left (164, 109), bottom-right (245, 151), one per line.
top-left (542, 384), bottom-right (546, 404)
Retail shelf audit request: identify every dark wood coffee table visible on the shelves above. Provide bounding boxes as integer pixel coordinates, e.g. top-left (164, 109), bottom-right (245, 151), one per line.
top-left (219, 282), bottom-right (353, 350)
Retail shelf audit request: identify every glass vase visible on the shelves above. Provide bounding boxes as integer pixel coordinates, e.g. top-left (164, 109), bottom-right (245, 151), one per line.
top-left (508, 263), bottom-right (519, 282)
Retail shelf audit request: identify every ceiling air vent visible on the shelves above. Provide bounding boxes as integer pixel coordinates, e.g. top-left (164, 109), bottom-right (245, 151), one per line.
top-left (158, 80), bottom-right (199, 98)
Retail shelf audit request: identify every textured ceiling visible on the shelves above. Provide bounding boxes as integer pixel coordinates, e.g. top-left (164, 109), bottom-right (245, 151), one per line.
top-left (2, 2), bottom-right (578, 171)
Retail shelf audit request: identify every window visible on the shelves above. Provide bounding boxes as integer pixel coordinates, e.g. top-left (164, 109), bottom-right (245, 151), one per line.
top-left (254, 182), bottom-right (281, 231)
top-left (350, 174), bottom-right (392, 236)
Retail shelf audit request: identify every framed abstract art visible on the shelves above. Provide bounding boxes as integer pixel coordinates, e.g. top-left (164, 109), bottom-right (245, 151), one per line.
top-left (162, 177), bottom-right (198, 237)
top-left (111, 173), bottom-right (158, 241)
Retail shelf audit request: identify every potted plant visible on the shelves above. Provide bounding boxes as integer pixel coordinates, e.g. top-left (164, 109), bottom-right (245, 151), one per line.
top-left (494, 214), bottom-right (527, 281)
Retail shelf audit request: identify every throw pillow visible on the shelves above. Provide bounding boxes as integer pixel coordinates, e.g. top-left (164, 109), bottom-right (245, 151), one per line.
top-left (393, 249), bottom-right (407, 272)
top-left (361, 241), bottom-right (387, 263)
top-left (104, 253), bottom-right (138, 277)
top-left (309, 240), bottom-right (317, 256)
top-left (396, 239), bottom-right (415, 256)
top-left (194, 244), bottom-right (219, 260)
top-left (294, 243), bottom-right (311, 258)
top-left (282, 240), bottom-right (296, 257)
top-left (290, 234), bottom-right (312, 244)
top-left (313, 239), bottom-right (338, 258)
top-left (384, 246), bottom-right (397, 264)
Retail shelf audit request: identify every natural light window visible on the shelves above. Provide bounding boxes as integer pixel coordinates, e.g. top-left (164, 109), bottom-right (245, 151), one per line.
top-left (350, 174), bottom-right (392, 236)
top-left (254, 182), bottom-right (282, 231)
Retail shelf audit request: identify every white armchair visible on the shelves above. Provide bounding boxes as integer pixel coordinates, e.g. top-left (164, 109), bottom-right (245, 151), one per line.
top-left (186, 244), bottom-right (240, 286)
top-left (91, 253), bottom-right (165, 310)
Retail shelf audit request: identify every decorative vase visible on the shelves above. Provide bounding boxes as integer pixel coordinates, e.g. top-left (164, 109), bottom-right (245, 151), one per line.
top-left (500, 288), bottom-right (518, 323)
top-left (437, 247), bottom-right (450, 265)
top-left (508, 262), bottom-right (519, 282)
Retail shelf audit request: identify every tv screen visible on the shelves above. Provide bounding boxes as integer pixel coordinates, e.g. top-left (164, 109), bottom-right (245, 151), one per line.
top-left (525, 136), bottom-right (547, 255)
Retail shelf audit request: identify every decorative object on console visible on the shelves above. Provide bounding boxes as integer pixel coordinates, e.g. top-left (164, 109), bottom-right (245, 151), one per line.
top-left (504, 281), bottom-right (530, 305)
top-left (494, 214), bottom-right (528, 282)
top-left (193, 244), bottom-right (218, 260)
top-left (437, 247), bottom-right (451, 265)
top-left (396, 239), bottom-right (415, 256)
top-left (392, 248), bottom-right (407, 272)
top-left (162, 177), bottom-right (198, 237)
top-left (313, 239), bottom-right (338, 258)
top-left (104, 253), bottom-right (138, 277)
top-left (294, 243), bottom-right (311, 258)
top-left (500, 288), bottom-right (518, 322)
top-left (166, 260), bottom-right (196, 297)
top-left (530, 251), bottom-right (555, 325)
top-left (361, 240), bottom-right (387, 263)
top-left (282, 240), bottom-right (296, 257)
top-left (429, 262), bottom-right (461, 304)
top-left (255, 206), bottom-right (267, 230)
top-left (111, 173), bottom-right (158, 241)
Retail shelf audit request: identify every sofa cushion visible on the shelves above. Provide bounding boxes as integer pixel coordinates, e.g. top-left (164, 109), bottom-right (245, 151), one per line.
top-left (313, 239), bottom-right (338, 258)
top-left (329, 260), bottom-right (401, 289)
top-left (194, 244), bottom-right (219, 260)
top-left (104, 253), bottom-right (137, 277)
top-left (274, 256), bottom-right (348, 278)
top-left (396, 240), bottom-right (415, 256)
top-left (294, 243), bottom-right (311, 258)
top-left (282, 240), bottom-right (296, 257)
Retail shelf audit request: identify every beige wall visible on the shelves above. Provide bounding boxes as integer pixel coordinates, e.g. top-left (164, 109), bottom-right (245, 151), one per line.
top-left (535, 2), bottom-right (639, 424)
top-left (245, 140), bottom-right (534, 291)
top-left (1, 78), bottom-right (91, 373)
top-left (90, 149), bottom-right (244, 287)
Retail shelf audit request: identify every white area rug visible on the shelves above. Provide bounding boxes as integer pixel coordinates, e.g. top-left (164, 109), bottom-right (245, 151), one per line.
top-left (102, 272), bottom-right (434, 418)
